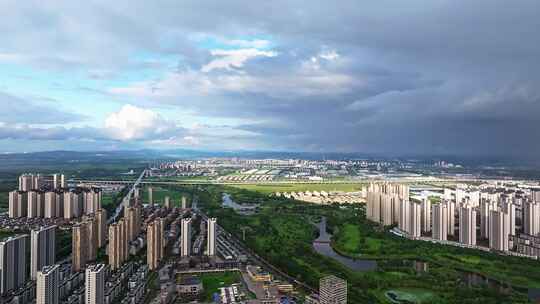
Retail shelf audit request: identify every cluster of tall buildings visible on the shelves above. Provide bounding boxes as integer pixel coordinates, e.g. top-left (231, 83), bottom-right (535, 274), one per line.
top-left (18, 173), bottom-right (65, 192)
top-left (107, 205), bottom-right (142, 271)
top-left (9, 187), bottom-right (102, 219)
top-left (72, 212), bottom-right (108, 272)
top-left (367, 182), bottom-right (540, 255)
top-left (0, 225), bottom-right (58, 298)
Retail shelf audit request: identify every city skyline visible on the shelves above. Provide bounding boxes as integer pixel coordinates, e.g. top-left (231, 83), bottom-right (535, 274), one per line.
top-left (1, 1), bottom-right (540, 158)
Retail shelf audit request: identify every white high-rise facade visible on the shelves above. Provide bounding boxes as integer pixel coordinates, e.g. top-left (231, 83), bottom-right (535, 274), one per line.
top-left (207, 218), bottom-right (217, 256)
top-left (480, 200), bottom-right (496, 238)
top-left (459, 206), bottom-right (476, 246)
top-left (0, 235), bottom-right (28, 295)
top-left (37, 264), bottom-right (60, 304)
top-left (181, 218), bottom-right (192, 257)
top-left (446, 201), bottom-right (456, 236)
top-left (421, 198), bottom-right (431, 232)
top-left (524, 201), bottom-right (540, 236)
top-left (31, 225), bottom-right (56, 280)
top-left (85, 264), bottom-right (106, 304)
top-left (409, 202), bottom-right (421, 238)
top-left (432, 204), bottom-right (448, 241)
top-left (489, 210), bottom-right (510, 251)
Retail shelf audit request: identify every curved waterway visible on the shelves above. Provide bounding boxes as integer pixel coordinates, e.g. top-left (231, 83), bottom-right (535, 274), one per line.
top-left (312, 217), bottom-right (377, 271)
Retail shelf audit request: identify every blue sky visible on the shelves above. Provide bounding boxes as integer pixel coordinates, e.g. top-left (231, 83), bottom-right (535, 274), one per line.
top-left (1, 0), bottom-right (540, 157)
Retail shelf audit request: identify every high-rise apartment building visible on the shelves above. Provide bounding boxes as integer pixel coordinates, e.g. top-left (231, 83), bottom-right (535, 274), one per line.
top-left (148, 187), bottom-right (153, 206)
top-left (85, 218), bottom-right (98, 262)
top-left (459, 206), bottom-right (476, 246)
top-left (524, 201), bottom-right (540, 236)
top-left (147, 218), bottom-right (164, 270)
top-left (181, 196), bottom-right (187, 209)
top-left (44, 192), bottom-right (57, 218)
top-left (319, 275), bottom-right (347, 304)
top-left (108, 219), bottom-right (129, 271)
top-left (9, 190), bottom-right (27, 218)
top-left (0, 235), bottom-right (28, 295)
top-left (96, 209), bottom-right (108, 248)
top-left (366, 183), bottom-right (409, 226)
top-left (37, 264), bottom-right (60, 304)
top-left (207, 218), bottom-right (217, 256)
top-left (480, 200), bottom-right (496, 238)
top-left (421, 198), bottom-right (431, 232)
top-left (85, 264), bottom-right (106, 304)
top-left (432, 204), bottom-right (448, 241)
top-left (446, 201), bottom-right (456, 236)
top-left (31, 226), bottom-right (56, 280)
top-left (489, 210), bottom-right (510, 251)
top-left (72, 224), bottom-right (88, 272)
top-left (181, 218), bottom-right (192, 257)
top-left (409, 202), bottom-right (421, 238)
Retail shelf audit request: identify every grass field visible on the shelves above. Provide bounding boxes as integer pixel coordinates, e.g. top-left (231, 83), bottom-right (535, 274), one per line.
top-left (385, 289), bottom-right (437, 303)
top-left (198, 185), bottom-right (533, 303)
top-left (142, 185), bottom-right (193, 206)
top-left (231, 183), bottom-right (366, 194)
top-left (334, 223), bottom-right (361, 253)
top-left (200, 271), bottom-right (242, 301)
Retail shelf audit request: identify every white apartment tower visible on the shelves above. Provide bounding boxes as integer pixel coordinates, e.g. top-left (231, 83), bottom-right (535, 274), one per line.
top-left (85, 264), bottom-right (106, 304)
top-left (31, 225), bottom-right (56, 280)
top-left (409, 202), bottom-right (422, 238)
top-left (459, 206), bottom-right (476, 246)
top-left (37, 264), bottom-right (60, 304)
top-left (480, 200), bottom-right (496, 238)
top-left (489, 210), bottom-right (510, 251)
top-left (421, 198), bottom-right (431, 232)
top-left (207, 218), bottom-right (217, 256)
top-left (181, 218), bottom-right (192, 257)
top-left (0, 235), bottom-right (28, 295)
top-left (524, 201), bottom-right (540, 236)
top-left (432, 204), bottom-right (448, 241)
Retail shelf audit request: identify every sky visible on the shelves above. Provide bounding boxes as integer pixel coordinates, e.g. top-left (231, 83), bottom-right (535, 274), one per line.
top-left (1, 1), bottom-right (539, 158)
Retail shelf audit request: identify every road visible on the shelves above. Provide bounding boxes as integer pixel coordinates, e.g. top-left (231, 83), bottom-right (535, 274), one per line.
top-left (108, 169), bottom-right (146, 224)
top-left (195, 199), bottom-right (317, 294)
top-left (70, 177), bottom-right (484, 187)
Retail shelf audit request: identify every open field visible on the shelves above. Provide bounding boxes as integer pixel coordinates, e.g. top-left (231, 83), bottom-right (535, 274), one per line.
top-left (142, 185), bottom-right (193, 206)
top-left (230, 183), bottom-right (366, 194)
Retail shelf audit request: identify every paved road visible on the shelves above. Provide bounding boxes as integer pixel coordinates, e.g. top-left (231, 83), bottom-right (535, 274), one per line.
top-left (196, 199), bottom-right (317, 294)
top-left (108, 169), bottom-right (146, 224)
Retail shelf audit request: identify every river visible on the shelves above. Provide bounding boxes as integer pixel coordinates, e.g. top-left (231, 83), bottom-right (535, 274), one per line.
top-left (312, 217), bottom-right (377, 271)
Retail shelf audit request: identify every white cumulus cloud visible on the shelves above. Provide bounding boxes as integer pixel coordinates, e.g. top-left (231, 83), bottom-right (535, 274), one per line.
top-left (104, 104), bottom-right (177, 141)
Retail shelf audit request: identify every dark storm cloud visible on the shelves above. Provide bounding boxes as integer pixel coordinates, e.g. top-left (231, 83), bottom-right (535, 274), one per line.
top-left (1, 0), bottom-right (540, 157)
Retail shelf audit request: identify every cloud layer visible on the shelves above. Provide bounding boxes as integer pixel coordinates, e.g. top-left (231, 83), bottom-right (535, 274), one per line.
top-left (1, 0), bottom-right (540, 158)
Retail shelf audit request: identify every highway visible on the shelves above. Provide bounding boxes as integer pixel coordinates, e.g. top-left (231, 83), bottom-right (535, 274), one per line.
top-left (108, 169), bottom-right (146, 224)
